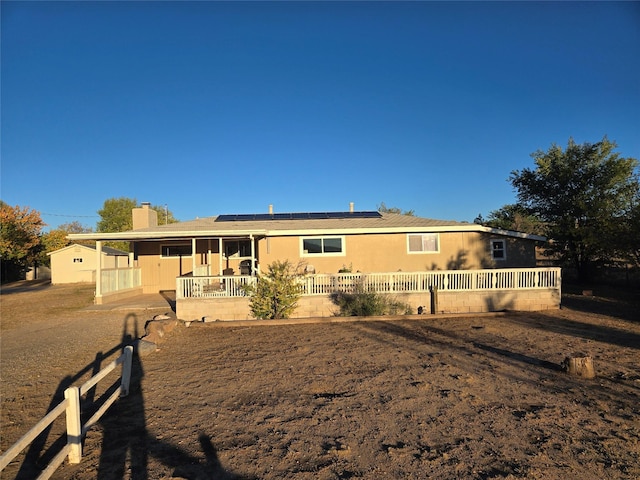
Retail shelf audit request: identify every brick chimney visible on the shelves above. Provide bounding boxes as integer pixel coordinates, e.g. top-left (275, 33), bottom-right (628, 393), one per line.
top-left (132, 202), bottom-right (158, 230)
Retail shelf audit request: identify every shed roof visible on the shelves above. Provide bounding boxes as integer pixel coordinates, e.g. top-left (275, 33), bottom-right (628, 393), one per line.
top-left (47, 243), bottom-right (129, 256)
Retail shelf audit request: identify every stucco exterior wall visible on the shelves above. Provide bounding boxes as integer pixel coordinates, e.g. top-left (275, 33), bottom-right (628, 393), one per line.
top-left (136, 232), bottom-right (538, 294)
top-left (50, 245), bottom-right (126, 284)
top-left (136, 240), bottom-right (196, 293)
top-left (176, 288), bottom-right (559, 322)
top-left (257, 231), bottom-right (537, 274)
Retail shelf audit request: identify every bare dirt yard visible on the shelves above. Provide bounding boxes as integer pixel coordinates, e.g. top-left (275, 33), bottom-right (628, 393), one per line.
top-left (1, 281), bottom-right (639, 480)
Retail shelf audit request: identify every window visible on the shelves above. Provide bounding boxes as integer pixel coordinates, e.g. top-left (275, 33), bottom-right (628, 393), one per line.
top-left (161, 244), bottom-right (192, 258)
top-left (301, 236), bottom-right (345, 256)
top-left (407, 233), bottom-right (439, 253)
top-left (491, 239), bottom-right (506, 260)
top-left (224, 240), bottom-right (252, 258)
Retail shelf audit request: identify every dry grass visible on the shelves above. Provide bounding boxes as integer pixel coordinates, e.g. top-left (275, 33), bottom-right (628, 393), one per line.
top-left (1, 281), bottom-right (639, 479)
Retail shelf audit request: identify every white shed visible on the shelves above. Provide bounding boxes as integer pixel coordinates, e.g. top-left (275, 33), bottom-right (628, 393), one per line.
top-left (48, 244), bottom-right (129, 284)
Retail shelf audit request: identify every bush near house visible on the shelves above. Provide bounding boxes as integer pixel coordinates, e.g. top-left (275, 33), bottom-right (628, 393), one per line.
top-left (331, 283), bottom-right (412, 317)
top-left (243, 260), bottom-right (302, 319)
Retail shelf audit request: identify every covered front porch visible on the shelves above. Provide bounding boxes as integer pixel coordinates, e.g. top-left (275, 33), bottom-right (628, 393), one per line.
top-left (93, 232), bottom-right (263, 304)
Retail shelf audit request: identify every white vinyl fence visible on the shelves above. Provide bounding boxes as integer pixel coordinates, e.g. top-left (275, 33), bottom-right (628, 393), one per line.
top-left (301, 268), bottom-right (560, 295)
top-left (100, 268), bottom-right (141, 295)
top-left (176, 275), bottom-right (256, 299)
top-left (0, 346), bottom-right (134, 479)
top-left (177, 268), bottom-right (561, 299)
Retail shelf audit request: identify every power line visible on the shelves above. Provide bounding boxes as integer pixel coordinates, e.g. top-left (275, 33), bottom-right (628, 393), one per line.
top-left (41, 212), bottom-right (99, 218)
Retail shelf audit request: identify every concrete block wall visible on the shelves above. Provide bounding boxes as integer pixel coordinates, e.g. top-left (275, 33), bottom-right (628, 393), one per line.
top-left (177, 288), bottom-right (560, 321)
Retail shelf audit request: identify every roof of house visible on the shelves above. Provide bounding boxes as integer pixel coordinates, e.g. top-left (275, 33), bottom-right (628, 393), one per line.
top-left (47, 243), bottom-right (129, 256)
top-left (68, 211), bottom-right (546, 242)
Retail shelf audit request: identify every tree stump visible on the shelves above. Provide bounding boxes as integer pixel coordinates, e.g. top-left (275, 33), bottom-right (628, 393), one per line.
top-left (563, 355), bottom-right (595, 378)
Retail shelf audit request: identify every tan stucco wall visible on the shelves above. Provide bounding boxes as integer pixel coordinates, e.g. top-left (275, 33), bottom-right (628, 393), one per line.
top-left (136, 241), bottom-right (197, 293)
top-left (176, 288), bottom-right (560, 321)
top-left (50, 246), bottom-right (126, 284)
top-left (257, 232), bottom-right (537, 275)
top-left (135, 232), bottom-right (538, 294)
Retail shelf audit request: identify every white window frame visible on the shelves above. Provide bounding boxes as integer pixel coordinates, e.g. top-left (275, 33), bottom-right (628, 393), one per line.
top-left (490, 239), bottom-right (506, 261)
top-left (160, 243), bottom-right (193, 258)
top-left (407, 233), bottom-right (440, 254)
top-left (300, 236), bottom-right (346, 257)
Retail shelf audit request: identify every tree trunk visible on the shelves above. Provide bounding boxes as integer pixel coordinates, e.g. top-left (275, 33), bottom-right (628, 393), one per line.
top-left (563, 355), bottom-right (595, 379)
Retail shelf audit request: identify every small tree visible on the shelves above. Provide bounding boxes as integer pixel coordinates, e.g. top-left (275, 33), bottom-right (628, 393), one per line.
top-left (244, 260), bottom-right (302, 319)
top-left (0, 202), bottom-right (45, 282)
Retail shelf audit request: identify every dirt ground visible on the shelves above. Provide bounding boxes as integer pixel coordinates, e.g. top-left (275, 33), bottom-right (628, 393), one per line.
top-left (1, 281), bottom-right (639, 480)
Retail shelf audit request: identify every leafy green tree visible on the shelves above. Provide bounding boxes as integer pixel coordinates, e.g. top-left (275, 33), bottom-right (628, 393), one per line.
top-left (378, 202), bottom-right (415, 216)
top-left (243, 260), bottom-right (301, 319)
top-left (97, 197), bottom-right (138, 233)
top-left (479, 204), bottom-right (544, 235)
top-left (510, 137), bottom-right (639, 282)
top-left (0, 202), bottom-right (45, 282)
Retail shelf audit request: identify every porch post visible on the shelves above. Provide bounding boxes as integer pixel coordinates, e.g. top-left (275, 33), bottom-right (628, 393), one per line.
top-left (250, 234), bottom-right (255, 276)
top-left (95, 240), bottom-right (103, 304)
top-left (192, 238), bottom-right (197, 275)
top-left (218, 237), bottom-right (223, 275)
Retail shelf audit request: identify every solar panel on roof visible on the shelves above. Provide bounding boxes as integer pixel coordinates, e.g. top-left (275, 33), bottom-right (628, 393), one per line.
top-left (215, 211), bottom-right (382, 222)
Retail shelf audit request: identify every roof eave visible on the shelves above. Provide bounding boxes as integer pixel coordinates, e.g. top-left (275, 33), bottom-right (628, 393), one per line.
top-left (67, 224), bottom-right (545, 241)
top-left (67, 229), bottom-right (269, 241)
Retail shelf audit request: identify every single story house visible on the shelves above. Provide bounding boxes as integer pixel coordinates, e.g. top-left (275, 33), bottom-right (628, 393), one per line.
top-left (48, 244), bottom-right (130, 285)
top-left (67, 203), bottom-right (559, 318)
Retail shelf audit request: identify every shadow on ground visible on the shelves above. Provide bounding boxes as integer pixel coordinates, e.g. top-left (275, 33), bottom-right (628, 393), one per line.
top-left (12, 312), bottom-right (250, 480)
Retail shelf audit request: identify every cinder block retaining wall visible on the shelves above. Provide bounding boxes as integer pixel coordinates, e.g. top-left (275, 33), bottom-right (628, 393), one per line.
top-left (177, 288), bottom-right (560, 322)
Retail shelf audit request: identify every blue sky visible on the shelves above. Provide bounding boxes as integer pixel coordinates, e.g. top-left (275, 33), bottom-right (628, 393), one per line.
top-left (2, 1), bottom-right (639, 231)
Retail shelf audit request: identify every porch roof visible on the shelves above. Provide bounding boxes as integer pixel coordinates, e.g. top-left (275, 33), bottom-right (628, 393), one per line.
top-left (68, 212), bottom-right (546, 242)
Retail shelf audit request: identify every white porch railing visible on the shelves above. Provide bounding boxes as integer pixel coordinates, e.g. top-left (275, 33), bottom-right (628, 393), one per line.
top-left (300, 268), bottom-right (560, 295)
top-left (177, 268), bottom-right (561, 299)
top-left (100, 268), bottom-right (142, 295)
top-left (176, 275), bottom-right (256, 299)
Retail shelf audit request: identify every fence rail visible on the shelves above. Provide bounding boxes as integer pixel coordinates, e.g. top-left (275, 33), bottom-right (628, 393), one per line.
top-left (177, 268), bottom-right (561, 299)
top-left (0, 346), bottom-right (133, 479)
top-left (300, 268), bottom-right (560, 295)
top-left (100, 268), bottom-right (141, 295)
top-left (176, 275), bottom-right (256, 299)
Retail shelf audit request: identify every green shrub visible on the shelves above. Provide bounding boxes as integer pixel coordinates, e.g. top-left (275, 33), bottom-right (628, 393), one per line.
top-left (243, 260), bottom-right (301, 319)
top-left (330, 283), bottom-right (412, 317)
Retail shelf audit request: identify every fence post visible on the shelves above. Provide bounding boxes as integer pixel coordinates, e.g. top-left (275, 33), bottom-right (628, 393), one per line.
top-left (64, 386), bottom-right (82, 464)
top-left (429, 286), bottom-right (438, 314)
top-left (120, 345), bottom-right (134, 397)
